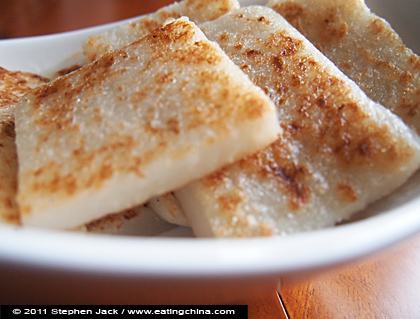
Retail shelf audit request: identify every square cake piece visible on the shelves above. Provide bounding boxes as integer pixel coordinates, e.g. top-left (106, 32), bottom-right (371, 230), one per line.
top-left (15, 18), bottom-right (279, 229)
top-left (174, 7), bottom-right (420, 237)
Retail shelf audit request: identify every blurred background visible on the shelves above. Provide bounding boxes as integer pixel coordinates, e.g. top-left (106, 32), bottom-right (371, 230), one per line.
top-left (0, 0), bottom-right (174, 39)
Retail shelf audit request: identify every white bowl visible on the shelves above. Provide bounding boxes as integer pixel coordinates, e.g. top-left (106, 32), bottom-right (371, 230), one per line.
top-left (1, 0), bottom-right (420, 305)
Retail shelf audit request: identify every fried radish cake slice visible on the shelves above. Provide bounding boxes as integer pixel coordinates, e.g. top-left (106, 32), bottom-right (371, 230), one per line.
top-left (15, 18), bottom-right (280, 229)
top-left (267, 0), bottom-right (420, 135)
top-left (0, 68), bottom-right (49, 225)
top-left (83, 0), bottom-right (240, 62)
top-left (174, 7), bottom-right (420, 237)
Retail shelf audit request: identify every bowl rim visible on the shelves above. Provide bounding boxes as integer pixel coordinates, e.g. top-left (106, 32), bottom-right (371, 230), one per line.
top-left (1, 192), bottom-right (419, 277)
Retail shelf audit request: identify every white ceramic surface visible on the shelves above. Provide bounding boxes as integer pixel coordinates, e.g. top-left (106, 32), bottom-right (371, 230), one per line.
top-left (1, 0), bottom-right (420, 305)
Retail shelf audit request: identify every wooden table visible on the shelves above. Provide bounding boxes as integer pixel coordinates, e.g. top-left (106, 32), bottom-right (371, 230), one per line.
top-left (2, 1), bottom-right (420, 317)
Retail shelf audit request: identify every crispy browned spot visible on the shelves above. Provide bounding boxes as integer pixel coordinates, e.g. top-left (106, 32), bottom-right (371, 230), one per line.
top-left (265, 31), bottom-right (303, 53)
top-left (0, 120), bottom-right (15, 139)
top-left (54, 65), bottom-right (82, 78)
top-left (204, 169), bottom-right (228, 190)
top-left (238, 140), bottom-right (311, 211)
top-left (337, 183), bottom-right (358, 202)
top-left (368, 18), bottom-right (386, 35)
top-left (410, 55), bottom-right (420, 71)
top-left (360, 48), bottom-right (415, 85)
top-left (84, 207), bottom-right (143, 232)
top-left (1, 211), bottom-right (20, 225)
top-left (259, 223), bottom-right (274, 237)
top-left (217, 190), bottom-right (244, 213)
top-left (219, 32), bottom-right (229, 43)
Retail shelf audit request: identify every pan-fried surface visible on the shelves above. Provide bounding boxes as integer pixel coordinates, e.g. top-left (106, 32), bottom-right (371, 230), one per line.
top-left (175, 7), bottom-right (420, 237)
top-left (16, 18), bottom-right (279, 229)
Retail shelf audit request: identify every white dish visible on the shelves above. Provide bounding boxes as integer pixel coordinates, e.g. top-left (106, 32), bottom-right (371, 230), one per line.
top-left (1, 0), bottom-right (420, 304)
